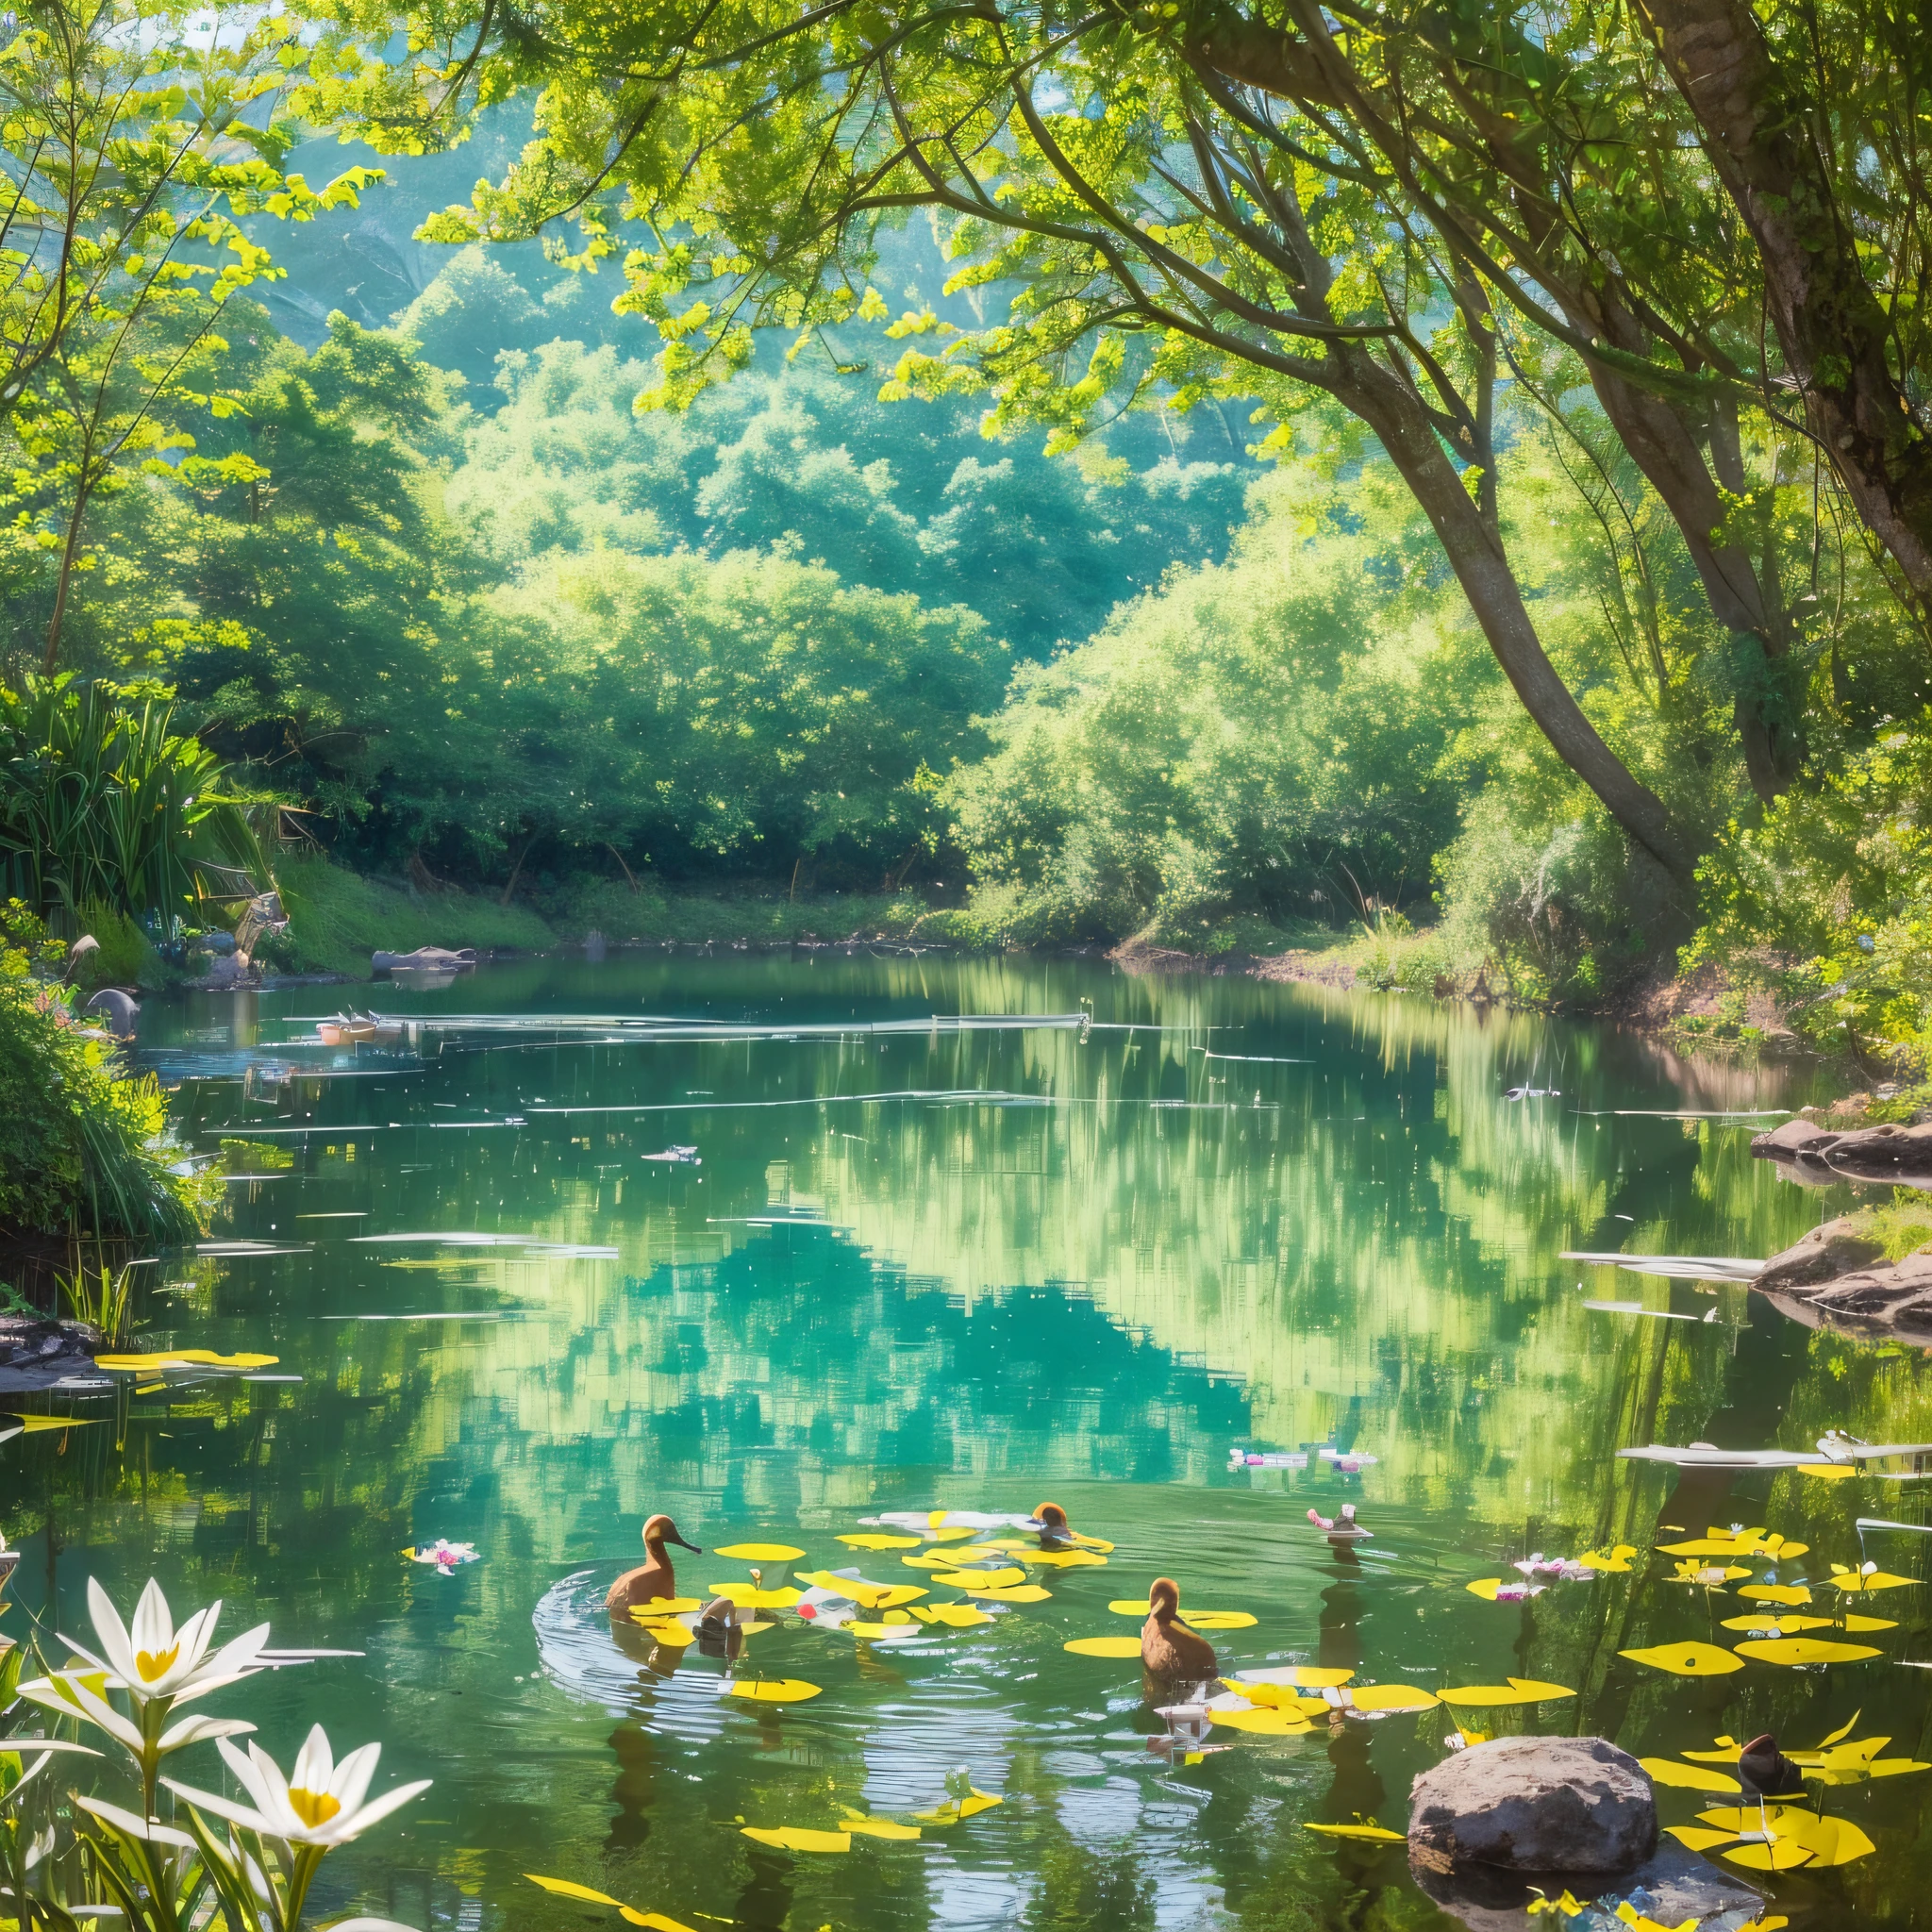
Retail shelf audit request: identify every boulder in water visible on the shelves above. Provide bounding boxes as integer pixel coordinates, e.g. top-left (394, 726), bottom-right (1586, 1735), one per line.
top-left (1407, 1737), bottom-right (1656, 1875)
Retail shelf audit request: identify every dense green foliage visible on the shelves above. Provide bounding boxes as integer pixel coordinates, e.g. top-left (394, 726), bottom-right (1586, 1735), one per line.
top-left (0, 908), bottom-right (211, 1243)
top-left (0, 675), bottom-right (261, 925)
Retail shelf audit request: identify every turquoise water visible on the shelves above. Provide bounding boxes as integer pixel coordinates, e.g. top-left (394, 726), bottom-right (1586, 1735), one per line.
top-left (7, 956), bottom-right (1929, 1929)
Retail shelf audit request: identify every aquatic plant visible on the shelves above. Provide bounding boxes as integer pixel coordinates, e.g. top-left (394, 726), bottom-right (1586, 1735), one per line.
top-left (4, 1578), bottom-right (425, 1932)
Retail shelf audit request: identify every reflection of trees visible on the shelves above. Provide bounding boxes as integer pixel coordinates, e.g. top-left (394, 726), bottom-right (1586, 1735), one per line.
top-left (1019, 1827), bottom-right (1156, 1932)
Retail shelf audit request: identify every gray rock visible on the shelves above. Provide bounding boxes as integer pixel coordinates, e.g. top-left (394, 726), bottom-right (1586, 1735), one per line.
top-left (1753, 1213), bottom-right (1932, 1338)
top-left (1824, 1121), bottom-right (1932, 1187)
top-left (1407, 1737), bottom-right (1657, 1875)
top-left (1755, 1213), bottom-right (1890, 1295)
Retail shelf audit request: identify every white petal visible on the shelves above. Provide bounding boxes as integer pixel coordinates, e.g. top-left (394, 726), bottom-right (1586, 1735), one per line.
top-left (75, 1795), bottom-right (197, 1851)
top-left (54, 1676), bottom-right (146, 1756)
top-left (170, 1602), bottom-right (222, 1675)
top-left (217, 1738), bottom-right (280, 1820)
top-left (291, 1724), bottom-right (335, 1798)
top-left (243, 1740), bottom-right (304, 1836)
top-left (128, 1580), bottom-right (175, 1660)
top-left (166, 1668), bottom-right (266, 1708)
top-left (319, 1779), bottom-right (430, 1844)
top-left (158, 1778), bottom-right (275, 1838)
top-left (192, 1620), bottom-right (271, 1686)
top-left (157, 1714), bottom-right (256, 1754)
top-left (85, 1579), bottom-right (139, 1685)
top-left (329, 1741), bottom-right (381, 1816)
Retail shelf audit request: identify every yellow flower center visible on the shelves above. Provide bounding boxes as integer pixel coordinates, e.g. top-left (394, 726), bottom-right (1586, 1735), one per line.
top-left (135, 1644), bottom-right (180, 1682)
top-left (288, 1788), bottom-right (341, 1829)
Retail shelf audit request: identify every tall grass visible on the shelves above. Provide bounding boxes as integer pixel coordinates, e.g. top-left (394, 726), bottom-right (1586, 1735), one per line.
top-left (0, 674), bottom-right (266, 924)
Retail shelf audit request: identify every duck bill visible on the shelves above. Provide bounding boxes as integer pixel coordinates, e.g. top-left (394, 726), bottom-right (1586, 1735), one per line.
top-left (671, 1537), bottom-right (703, 1553)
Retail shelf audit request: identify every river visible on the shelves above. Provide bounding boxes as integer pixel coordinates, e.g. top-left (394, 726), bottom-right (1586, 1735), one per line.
top-left (7, 955), bottom-right (1926, 1929)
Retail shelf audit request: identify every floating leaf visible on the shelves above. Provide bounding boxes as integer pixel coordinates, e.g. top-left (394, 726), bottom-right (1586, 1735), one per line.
top-left (632, 1597), bottom-right (702, 1616)
top-left (1178, 1610), bottom-right (1257, 1631)
top-left (724, 1679), bottom-right (822, 1702)
top-left (843, 1818), bottom-right (921, 1840)
top-left (1341, 1684), bottom-right (1439, 1712)
top-left (1575, 1544), bottom-right (1638, 1573)
top-left (1735, 1638), bottom-right (1882, 1666)
top-left (1109, 1599), bottom-right (1154, 1615)
top-left (1064, 1637), bottom-right (1143, 1658)
top-left (714, 1543), bottom-right (805, 1562)
top-left (1659, 1537), bottom-right (1756, 1557)
top-left (1697, 1805), bottom-right (1874, 1868)
top-left (635, 1622), bottom-right (694, 1647)
top-left (525, 1876), bottom-right (625, 1907)
top-left (795, 1571), bottom-right (925, 1609)
top-left (1719, 1613), bottom-right (1832, 1634)
top-left (1304, 1820), bottom-right (1403, 1842)
top-left (1210, 1705), bottom-right (1315, 1734)
top-left (1227, 1667), bottom-right (1355, 1690)
top-left (1682, 1738), bottom-right (1742, 1764)
top-left (931, 1566), bottom-right (1024, 1590)
top-left (838, 1533), bottom-right (921, 1550)
top-left (1463, 1577), bottom-right (1542, 1601)
top-left (621, 1914), bottom-right (696, 1932)
top-left (1666, 1559), bottom-right (1752, 1588)
top-left (1841, 1614), bottom-right (1898, 1632)
top-left (1664, 1825), bottom-right (1742, 1852)
top-left (95, 1351), bottom-right (278, 1371)
top-left (1069, 1536), bottom-right (1116, 1552)
top-left (849, 1618), bottom-right (922, 1640)
top-left (706, 1584), bottom-right (801, 1608)
top-left (913, 1790), bottom-right (1002, 1824)
top-left (1619, 1642), bottom-right (1744, 1676)
top-left (1438, 1679), bottom-right (1576, 1707)
top-left (1798, 1462), bottom-right (1859, 1479)
top-left (959, 1582), bottom-right (1051, 1603)
top-left (2, 1414), bottom-right (101, 1433)
top-left (1641, 1758), bottom-right (1742, 1792)
top-left (741, 1826), bottom-right (849, 1853)
top-left (1827, 1566), bottom-right (1914, 1593)
top-left (908, 1604), bottom-right (993, 1627)
top-left (1737, 1583), bottom-right (1812, 1606)
top-left (1012, 1549), bottom-right (1108, 1568)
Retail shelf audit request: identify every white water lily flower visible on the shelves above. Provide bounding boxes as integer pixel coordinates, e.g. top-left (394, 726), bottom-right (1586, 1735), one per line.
top-left (62, 1577), bottom-right (270, 1706)
top-left (164, 1725), bottom-right (430, 1849)
top-left (18, 1667), bottom-right (256, 1761)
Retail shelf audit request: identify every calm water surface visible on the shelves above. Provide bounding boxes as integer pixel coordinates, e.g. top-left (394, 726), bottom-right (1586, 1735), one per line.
top-left (9, 956), bottom-right (1932, 1930)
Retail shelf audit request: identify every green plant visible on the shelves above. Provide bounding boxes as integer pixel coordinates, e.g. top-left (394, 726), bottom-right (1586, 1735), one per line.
top-left (56, 1262), bottom-right (136, 1346)
top-left (0, 676), bottom-right (264, 926)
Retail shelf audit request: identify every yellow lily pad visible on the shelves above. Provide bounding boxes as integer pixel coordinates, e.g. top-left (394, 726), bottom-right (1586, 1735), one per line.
top-left (1438, 1679), bottom-right (1575, 1707)
top-left (714, 1542), bottom-right (805, 1562)
top-left (741, 1826), bottom-right (849, 1853)
top-left (1575, 1544), bottom-right (1638, 1573)
top-left (843, 1817), bottom-right (921, 1840)
top-left (913, 1790), bottom-right (1002, 1823)
top-left (635, 1622), bottom-right (694, 1647)
top-left (1464, 1579), bottom-right (1517, 1601)
top-left (1064, 1637), bottom-right (1144, 1658)
top-left (959, 1582), bottom-right (1051, 1603)
top-left (1619, 1642), bottom-right (1745, 1676)
top-left (1737, 1583), bottom-right (1812, 1605)
top-left (1698, 1806), bottom-right (1874, 1868)
top-left (838, 1533), bottom-right (922, 1550)
top-left (1659, 1537), bottom-right (1753, 1557)
top-left (1683, 1739), bottom-right (1742, 1764)
top-left (1667, 1561), bottom-right (1752, 1586)
top-left (796, 1571), bottom-right (926, 1609)
top-left (931, 1566), bottom-right (1024, 1589)
top-left (1641, 1758), bottom-right (1742, 1792)
top-left (632, 1597), bottom-right (702, 1616)
top-left (1841, 1614), bottom-right (1899, 1632)
top-left (525, 1876), bottom-right (625, 1907)
top-left (1178, 1610), bottom-right (1257, 1631)
top-left (1343, 1684), bottom-right (1439, 1712)
top-left (706, 1584), bottom-right (801, 1608)
top-left (1798, 1462), bottom-right (1860, 1480)
top-left (622, 1914), bottom-right (696, 1932)
top-left (908, 1603), bottom-right (993, 1627)
top-left (3, 1414), bottom-right (102, 1433)
top-left (1109, 1599), bottom-right (1153, 1615)
top-left (95, 1351), bottom-right (278, 1371)
top-left (1828, 1566), bottom-right (1914, 1592)
top-left (849, 1617), bottom-right (922, 1639)
top-left (1304, 1821), bottom-right (1404, 1841)
top-left (1664, 1825), bottom-right (1745, 1852)
top-left (1735, 1638), bottom-right (1882, 1665)
top-left (1210, 1705), bottom-right (1314, 1734)
top-left (724, 1678), bottom-right (822, 1703)
top-left (902, 1549), bottom-right (990, 1570)
top-left (1227, 1667), bottom-right (1355, 1690)
top-left (1720, 1613), bottom-right (1834, 1634)
top-left (1012, 1548), bottom-right (1108, 1568)
top-left (925, 1524), bottom-right (980, 1541)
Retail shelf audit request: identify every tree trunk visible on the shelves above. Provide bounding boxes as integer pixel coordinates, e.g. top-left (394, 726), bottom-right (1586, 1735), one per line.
top-left (499, 830), bottom-right (535, 907)
top-left (1641, 0), bottom-right (1932, 614)
top-left (42, 477), bottom-right (92, 675)
top-left (1337, 349), bottom-right (1694, 880)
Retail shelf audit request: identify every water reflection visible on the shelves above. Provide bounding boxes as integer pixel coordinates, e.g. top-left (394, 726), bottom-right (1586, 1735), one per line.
top-left (5, 958), bottom-right (1931, 1927)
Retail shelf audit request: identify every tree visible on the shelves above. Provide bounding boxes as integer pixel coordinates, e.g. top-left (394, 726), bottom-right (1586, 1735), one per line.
top-left (0, 0), bottom-right (380, 670)
top-left (296, 0), bottom-right (1700, 881)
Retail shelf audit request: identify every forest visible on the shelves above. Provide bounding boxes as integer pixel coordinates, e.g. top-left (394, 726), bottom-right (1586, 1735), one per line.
top-left (3, 0), bottom-right (1930, 1064)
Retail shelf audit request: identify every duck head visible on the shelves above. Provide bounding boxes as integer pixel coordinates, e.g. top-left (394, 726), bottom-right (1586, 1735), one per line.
top-left (1034, 1500), bottom-right (1071, 1540)
top-left (1148, 1576), bottom-right (1181, 1620)
top-left (643, 1513), bottom-right (702, 1554)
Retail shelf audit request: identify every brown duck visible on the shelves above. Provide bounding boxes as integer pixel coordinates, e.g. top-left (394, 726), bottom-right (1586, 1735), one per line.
top-left (606, 1513), bottom-right (702, 1614)
top-left (1141, 1576), bottom-right (1219, 1681)
top-left (1034, 1500), bottom-right (1073, 1543)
